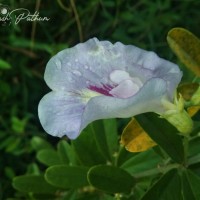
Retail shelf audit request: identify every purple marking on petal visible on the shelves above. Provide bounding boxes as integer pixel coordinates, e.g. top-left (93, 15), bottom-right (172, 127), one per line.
top-left (88, 85), bottom-right (114, 96)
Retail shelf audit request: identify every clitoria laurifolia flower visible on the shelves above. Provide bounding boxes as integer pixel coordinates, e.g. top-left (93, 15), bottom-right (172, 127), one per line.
top-left (38, 38), bottom-right (183, 139)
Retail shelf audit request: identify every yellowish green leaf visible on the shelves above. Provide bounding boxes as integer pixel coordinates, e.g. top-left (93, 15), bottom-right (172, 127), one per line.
top-left (121, 118), bottom-right (156, 152)
top-left (167, 28), bottom-right (200, 76)
top-left (178, 83), bottom-right (199, 101)
top-left (187, 106), bottom-right (200, 117)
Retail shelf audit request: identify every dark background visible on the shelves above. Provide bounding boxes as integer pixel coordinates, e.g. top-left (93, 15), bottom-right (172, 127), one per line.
top-left (0, 0), bottom-right (200, 198)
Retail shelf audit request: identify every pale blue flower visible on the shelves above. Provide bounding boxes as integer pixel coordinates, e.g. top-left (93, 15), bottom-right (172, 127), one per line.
top-left (38, 38), bottom-right (182, 139)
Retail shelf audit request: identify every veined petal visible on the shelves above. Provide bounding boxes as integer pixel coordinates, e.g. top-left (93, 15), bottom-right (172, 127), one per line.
top-left (39, 78), bottom-right (167, 139)
top-left (44, 38), bottom-right (120, 92)
top-left (152, 59), bottom-right (182, 99)
top-left (39, 38), bottom-right (183, 139)
top-left (80, 78), bottom-right (167, 132)
top-left (38, 91), bottom-right (86, 139)
top-left (44, 38), bottom-right (180, 99)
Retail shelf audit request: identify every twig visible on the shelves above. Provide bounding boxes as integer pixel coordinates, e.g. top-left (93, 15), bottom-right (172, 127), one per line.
top-left (57, 0), bottom-right (71, 13)
top-left (70, 0), bottom-right (83, 42)
top-left (31, 0), bottom-right (41, 50)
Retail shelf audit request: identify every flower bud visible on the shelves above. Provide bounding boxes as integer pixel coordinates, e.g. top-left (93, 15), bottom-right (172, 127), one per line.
top-left (161, 94), bottom-right (193, 136)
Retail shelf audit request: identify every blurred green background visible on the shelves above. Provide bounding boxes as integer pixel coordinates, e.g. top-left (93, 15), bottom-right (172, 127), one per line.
top-left (0, 0), bottom-right (200, 199)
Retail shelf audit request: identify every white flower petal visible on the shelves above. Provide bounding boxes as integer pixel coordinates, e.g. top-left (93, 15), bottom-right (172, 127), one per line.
top-left (109, 70), bottom-right (131, 84)
top-left (115, 43), bottom-right (182, 99)
top-left (153, 59), bottom-right (182, 99)
top-left (38, 91), bottom-right (86, 139)
top-left (80, 78), bottom-right (167, 131)
top-left (109, 80), bottom-right (140, 98)
top-left (131, 77), bottom-right (143, 87)
top-left (39, 38), bottom-right (183, 139)
top-left (45, 38), bottom-right (178, 96)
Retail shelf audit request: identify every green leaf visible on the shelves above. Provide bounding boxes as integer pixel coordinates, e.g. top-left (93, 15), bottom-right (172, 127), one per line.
top-left (0, 80), bottom-right (11, 98)
top-left (5, 137), bottom-right (21, 153)
top-left (167, 28), bottom-right (200, 76)
top-left (57, 140), bottom-right (78, 165)
top-left (120, 149), bottom-right (162, 177)
top-left (135, 113), bottom-right (184, 163)
top-left (91, 119), bottom-right (118, 161)
top-left (0, 59), bottom-right (11, 69)
top-left (116, 146), bottom-right (137, 167)
top-left (5, 166), bottom-right (15, 179)
top-left (187, 170), bottom-right (200, 198)
top-left (11, 116), bottom-right (27, 134)
top-left (9, 36), bottom-right (54, 55)
top-left (133, 177), bottom-right (156, 200)
top-left (188, 137), bottom-right (200, 165)
top-left (59, 140), bottom-right (78, 166)
top-left (189, 136), bottom-right (200, 156)
top-left (57, 140), bottom-right (70, 164)
top-left (72, 128), bottom-right (106, 166)
top-left (0, 136), bottom-right (17, 150)
top-left (87, 165), bottom-right (135, 194)
top-left (45, 165), bottom-right (89, 189)
top-left (36, 149), bottom-right (62, 166)
top-left (12, 175), bottom-right (57, 194)
top-left (26, 163), bottom-right (40, 175)
top-left (141, 169), bottom-right (182, 200)
top-left (181, 170), bottom-right (195, 200)
top-left (31, 136), bottom-right (53, 151)
top-left (182, 169), bottom-right (200, 199)
top-left (103, 119), bottom-right (119, 160)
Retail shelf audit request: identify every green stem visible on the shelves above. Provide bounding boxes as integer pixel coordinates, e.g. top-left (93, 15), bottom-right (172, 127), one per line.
top-left (132, 163), bottom-right (180, 178)
top-left (30, 0), bottom-right (41, 50)
top-left (57, 0), bottom-right (71, 12)
top-left (70, 0), bottom-right (83, 42)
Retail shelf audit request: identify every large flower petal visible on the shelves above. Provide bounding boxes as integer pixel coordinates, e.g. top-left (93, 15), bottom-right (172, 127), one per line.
top-left (44, 38), bottom-right (181, 99)
top-left (39, 78), bottom-right (167, 139)
top-left (80, 78), bottom-right (167, 131)
top-left (39, 38), bottom-right (183, 139)
top-left (38, 91), bottom-right (86, 139)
